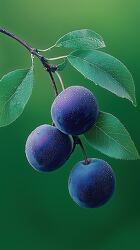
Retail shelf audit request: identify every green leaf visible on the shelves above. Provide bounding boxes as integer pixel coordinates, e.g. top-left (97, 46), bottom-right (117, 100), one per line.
top-left (68, 50), bottom-right (136, 106)
top-left (0, 68), bottom-right (34, 127)
top-left (55, 29), bottom-right (105, 50)
top-left (85, 112), bottom-right (139, 160)
top-left (57, 59), bottom-right (67, 71)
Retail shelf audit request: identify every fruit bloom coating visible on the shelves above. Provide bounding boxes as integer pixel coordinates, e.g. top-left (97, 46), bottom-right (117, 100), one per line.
top-left (68, 159), bottom-right (115, 208)
top-left (25, 125), bottom-right (73, 172)
top-left (51, 86), bottom-right (99, 135)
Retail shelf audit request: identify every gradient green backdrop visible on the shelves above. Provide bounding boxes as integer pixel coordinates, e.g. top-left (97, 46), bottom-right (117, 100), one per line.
top-left (0, 1), bottom-right (140, 249)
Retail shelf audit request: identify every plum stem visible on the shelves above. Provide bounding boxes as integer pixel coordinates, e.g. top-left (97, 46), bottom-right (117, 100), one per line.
top-left (78, 140), bottom-right (90, 165)
top-left (73, 136), bottom-right (89, 164)
top-left (0, 27), bottom-right (58, 97)
top-left (55, 71), bottom-right (65, 91)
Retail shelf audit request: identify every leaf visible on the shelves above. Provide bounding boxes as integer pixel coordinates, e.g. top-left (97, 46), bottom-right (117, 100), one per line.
top-left (85, 112), bottom-right (139, 160)
top-left (57, 59), bottom-right (67, 71)
top-left (68, 50), bottom-right (136, 106)
top-left (55, 29), bottom-right (105, 50)
top-left (0, 68), bottom-right (34, 127)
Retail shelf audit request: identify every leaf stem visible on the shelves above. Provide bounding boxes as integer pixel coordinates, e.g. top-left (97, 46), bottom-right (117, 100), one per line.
top-left (0, 27), bottom-right (58, 96)
top-left (38, 44), bottom-right (56, 52)
top-left (31, 54), bottom-right (34, 68)
top-left (55, 71), bottom-right (65, 91)
top-left (48, 55), bottom-right (68, 61)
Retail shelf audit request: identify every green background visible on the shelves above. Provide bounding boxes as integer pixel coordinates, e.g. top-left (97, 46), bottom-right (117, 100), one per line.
top-left (0, 0), bottom-right (140, 249)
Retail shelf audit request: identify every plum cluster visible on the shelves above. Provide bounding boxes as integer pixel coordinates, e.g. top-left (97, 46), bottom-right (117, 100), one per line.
top-left (25, 86), bottom-right (116, 208)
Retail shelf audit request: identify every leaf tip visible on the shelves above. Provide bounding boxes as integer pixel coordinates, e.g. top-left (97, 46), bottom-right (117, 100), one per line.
top-left (127, 149), bottom-right (140, 160)
top-left (136, 152), bottom-right (140, 160)
top-left (102, 40), bottom-right (106, 48)
top-left (127, 94), bottom-right (137, 107)
top-left (132, 99), bottom-right (137, 107)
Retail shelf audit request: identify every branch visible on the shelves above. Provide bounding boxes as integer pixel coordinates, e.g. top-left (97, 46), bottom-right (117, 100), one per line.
top-left (0, 27), bottom-right (35, 53)
top-left (0, 27), bottom-right (58, 96)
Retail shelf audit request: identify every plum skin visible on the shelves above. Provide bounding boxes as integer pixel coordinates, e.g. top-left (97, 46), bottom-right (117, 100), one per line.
top-left (68, 159), bottom-right (116, 208)
top-left (25, 125), bottom-right (73, 172)
top-left (51, 86), bottom-right (99, 135)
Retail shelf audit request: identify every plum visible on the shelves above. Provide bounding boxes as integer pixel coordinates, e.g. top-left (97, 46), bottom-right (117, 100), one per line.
top-left (25, 124), bottom-right (73, 172)
top-left (68, 159), bottom-right (115, 208)
top-left (51, 86), bottom-right (99, 135)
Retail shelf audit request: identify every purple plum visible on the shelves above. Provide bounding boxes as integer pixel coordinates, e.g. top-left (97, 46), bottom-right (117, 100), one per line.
top-left (68, 159), bottom-right (116, 208)
top-left (25, 124), bottom-right (73, 172)
top-left (51, 86), bottom-right (99, 135)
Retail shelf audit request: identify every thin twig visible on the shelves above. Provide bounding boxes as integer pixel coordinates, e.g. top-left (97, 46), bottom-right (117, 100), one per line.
top-left (0, 27), bottom-right (58, 96)
top-left (0, 27), bottom-right (34, 52)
